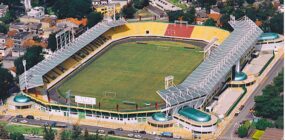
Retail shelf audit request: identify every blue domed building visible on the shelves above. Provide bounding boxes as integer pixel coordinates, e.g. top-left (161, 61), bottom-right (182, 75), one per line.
top-left (147, 112), bottom-right (175, 128)
top-left (8, 94), bottom-right (33, 110)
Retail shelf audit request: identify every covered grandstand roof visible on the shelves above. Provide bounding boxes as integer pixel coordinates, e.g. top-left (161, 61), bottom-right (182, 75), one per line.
top-left (158, 16), bottom-right (263, 107)
top-left (178, 107), bottom-right (211, 122)
top-left (19, 19), bottom-right (126, 90)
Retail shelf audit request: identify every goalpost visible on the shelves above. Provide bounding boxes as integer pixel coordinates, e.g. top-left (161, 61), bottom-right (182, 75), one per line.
top-left (174, 20), bottom-right (188, 26)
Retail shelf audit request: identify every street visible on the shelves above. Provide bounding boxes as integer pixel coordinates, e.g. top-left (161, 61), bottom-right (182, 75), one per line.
top-left (10, 117), bottom-right (178, 140)
top-left (218, 54), bottom-right (284, 140)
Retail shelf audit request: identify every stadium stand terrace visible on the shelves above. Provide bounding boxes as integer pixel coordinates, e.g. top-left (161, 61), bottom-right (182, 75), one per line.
top-left (164, 24), bottom-right (194, 38)
top-left (157, 16), bottom-right (263, 111)
top-left (103, 22), bottom-right (229, 44)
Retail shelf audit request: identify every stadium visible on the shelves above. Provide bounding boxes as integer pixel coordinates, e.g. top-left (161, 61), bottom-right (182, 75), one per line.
top-left (17, 16), bottom-right (263, 133)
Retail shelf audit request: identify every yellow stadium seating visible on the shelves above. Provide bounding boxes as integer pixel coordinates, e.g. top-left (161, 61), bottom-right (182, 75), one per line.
top-left (103, 22), bottom-right (168, 40)
top-left (104, 22), bottom-right (230, 45)
top-left (190, 26), bottom-right (230, 44)
top-left (62, 58), bottom-right (78, 69)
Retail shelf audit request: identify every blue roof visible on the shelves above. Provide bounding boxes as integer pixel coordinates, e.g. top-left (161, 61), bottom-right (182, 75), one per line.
top-left (234, 71), bottom-right (247, 81)
top-left (152, 112), bottom-right (170, 122)
top-left (258, 33), bottom-right (279, 41)
top-left (14, 94), bottom-right (31, 103)
top-left (178, 107), bottom-right (211, 122)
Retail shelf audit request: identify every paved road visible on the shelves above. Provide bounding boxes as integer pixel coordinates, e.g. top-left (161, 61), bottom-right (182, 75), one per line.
top-left (218, 55), bottom-right (284, 140)
top-left (10, 117), bottom-right (178, 140)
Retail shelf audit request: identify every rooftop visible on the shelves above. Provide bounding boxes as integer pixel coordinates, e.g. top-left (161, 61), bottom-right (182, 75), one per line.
top-left (13, 32), bottom-right (30, 40)
top-left (0, 4), bottom-right (8, 9)
top-left (57, 18), bottom-right (87, 26)
top-left (260, 128), bottom-right (283, 140)
top-left (178, 107), bottom-right (211, 122)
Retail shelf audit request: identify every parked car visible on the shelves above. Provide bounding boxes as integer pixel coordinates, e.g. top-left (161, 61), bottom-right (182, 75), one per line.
top-left (234, 111), bottom-right (240, 116)
top-left (239, 105), bottom-right (245, 110)
top-left (173, 135), bottom-right (182, 139)
top-left (26, 115), bottom-right (34, 119)
top-left (139, 130), bottom-right (146, 134)
top-left (20, 120), bottom-right (28, 123)
top-left (108, 130), bottom-right (115, 135)
top-left (16, 115), bottom-right (23, 118)
top-left (133, 130), bottom-right (139, 133)
top-left (116, 128), bottom-right (123, 131)
top-left (98, 129), bottom-right (105, 134)
top-left (127, 133), bottom-right (134, 137)
top-left (161, 132), bottom-right (173, 138)
top-left (134, 134), bottom-right (142, 138)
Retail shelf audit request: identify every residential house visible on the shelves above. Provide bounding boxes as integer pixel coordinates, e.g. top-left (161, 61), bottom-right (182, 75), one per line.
top-left (0, 4), bottom-right (8, 18)
top-left (149, 0), bottom-right (181, 11)
top-left (27, 6), bottom-right (45, 18)
top-left (12, 32), bottom-right (32, 48)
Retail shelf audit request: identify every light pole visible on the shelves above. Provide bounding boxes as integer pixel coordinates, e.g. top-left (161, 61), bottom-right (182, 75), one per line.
top-left (66, 90), bottom-right (72, 128)
top-left (22, 59), bottom-right (27, 91)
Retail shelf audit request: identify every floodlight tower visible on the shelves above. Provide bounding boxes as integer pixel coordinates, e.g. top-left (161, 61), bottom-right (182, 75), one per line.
top-left (66, 90), bottom-right (72, 127)
top-left (22, 59), bottom-right (27, 91)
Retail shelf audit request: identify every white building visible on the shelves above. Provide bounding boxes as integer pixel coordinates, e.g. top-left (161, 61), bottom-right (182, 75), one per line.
top-left (149, 0), bottom-right (181, 11)
top-left (27, 7), bottom-right (45, 18)
top-left (256, 33), bottom-right (284, 52)
top-left (0, 4), bottom-right (8, 18)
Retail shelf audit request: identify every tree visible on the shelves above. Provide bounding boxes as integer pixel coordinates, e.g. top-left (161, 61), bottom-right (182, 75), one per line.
top-left (14, 46), bottom-right (44, 75)
top-left (85, 133), bottom-right (104, 140)
top-left (87, 12), bottom-right (103, 28)
top-left (220, 5), bottom-right (234, 15)
top-left (71, 125), bottom-right (82, 140)
top-left (275, 116), bottom-right (284, 129)
top-left (246, 0), bottom-right (255, 4)
top-left (10, 132), bottom-right (25, 140)
top-left (220, 14), bottom-right (233, 31)
top-left (184, 7), bottom-right (195, 24)
top-left (31, 0), bottom-right (45, 7)
top-left (0, 0), bottom-right (20, 5)
top-left (255, 119), bottom-right (273, 130)
top-left (256, 2), bottom-right (275, 21)
top-left (43, 125), bottom-right (55, 140)
top-left (47, 33), bottom-right (57, 52)
top-left (270, 13), bottom-right (284, 34)
top-left (245, 8), bottom-right (256, 21)
top-left (0, 65), bottom-right (14, 100)
top-left (84, 128), bottom-right (89, 139)
top-left (167, 10), bottom-right (184, 23)
top-left (0, 126), bottom-right (9, 139)
top-left (0, 23), bottom-right (8, 34)
top-left (273, 71), bottom-right (283, 92)
top-left (121, 3), bottom-right (136, 19)
top-left (237, 125), bottom-right (248, 138)
top-left (233, 9), bottom-right (245, 19)
top-left (254, 71), bottom-right (284, 120)
top-left (236, 0), bottom-right (245, 7)
top-left (0, 11), bottom-right (16, 24)
top-left (52, 0), bottom-right (92, 19)
top-left (203, 18), bottom-right (216, 26)
top-left (60, 130), bottom-right (72, 140)
top-left (133, 0), bottom-right (142, 9)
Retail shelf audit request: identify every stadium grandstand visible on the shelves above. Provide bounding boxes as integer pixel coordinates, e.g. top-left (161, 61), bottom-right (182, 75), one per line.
top-left (157, 16), bottom-right (263, 113)
top-left (16, 16), bottom-right (263, 134)
top-left (19, 19), bottom-right (126, 90)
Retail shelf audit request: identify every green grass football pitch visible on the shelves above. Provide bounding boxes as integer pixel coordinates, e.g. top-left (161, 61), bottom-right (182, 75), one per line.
top-left (58, 41), bottom-right (203, 111)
